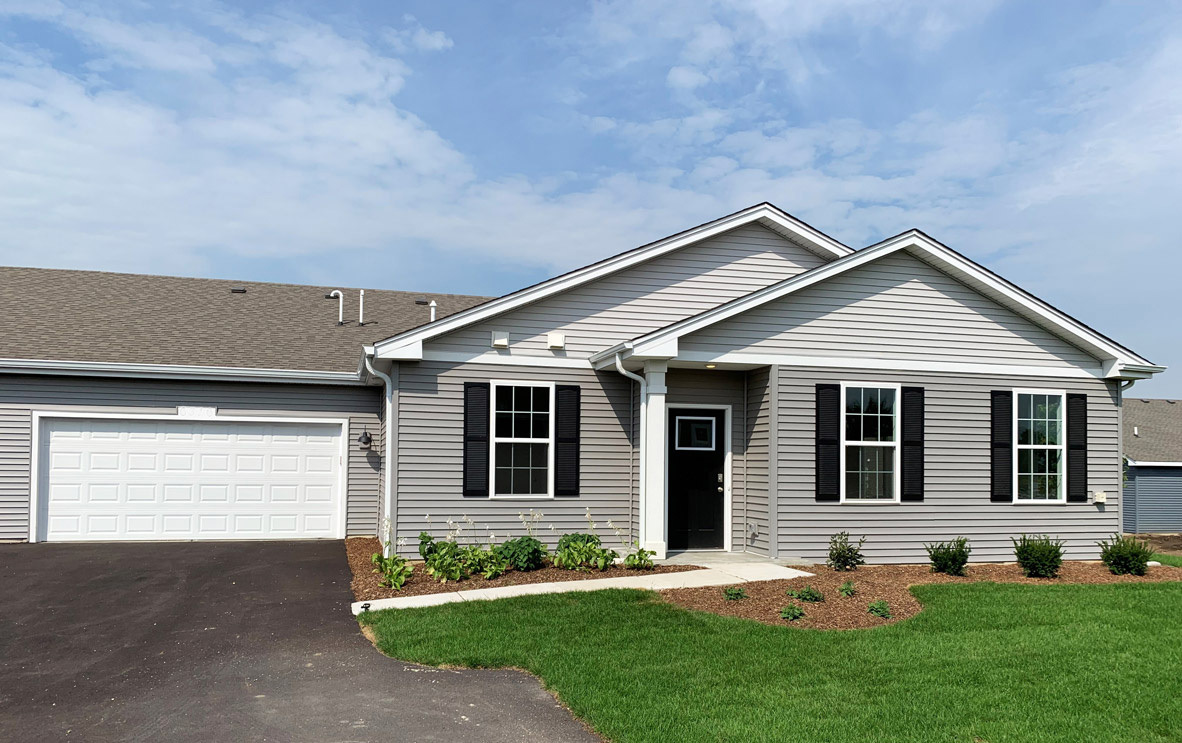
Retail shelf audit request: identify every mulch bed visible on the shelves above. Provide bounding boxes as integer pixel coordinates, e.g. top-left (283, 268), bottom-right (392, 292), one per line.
top-left (661, 561), bottom-right (1182, 630)
top-left (347, 536), bottom-right (702, 601)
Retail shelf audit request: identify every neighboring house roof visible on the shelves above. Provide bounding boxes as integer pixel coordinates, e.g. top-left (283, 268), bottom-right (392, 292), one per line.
top-left (1125, 398), bottom-right (1182, 464)
top-left (373, 202), bottom-right (853, 359)
top-left (590, 229), bottom-right (1162, 380)
top-left (0, 267), bottom-right (490, 379)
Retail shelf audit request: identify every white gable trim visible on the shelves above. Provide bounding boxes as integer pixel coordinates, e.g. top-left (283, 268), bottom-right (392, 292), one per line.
top-left (590, 230), bottom-right (1162, 379)
top-left (372, 203), bottom-right (852, 360)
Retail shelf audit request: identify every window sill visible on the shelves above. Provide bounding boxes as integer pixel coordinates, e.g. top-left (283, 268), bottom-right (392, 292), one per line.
top-left (489, 494), bottom-right (555, 501)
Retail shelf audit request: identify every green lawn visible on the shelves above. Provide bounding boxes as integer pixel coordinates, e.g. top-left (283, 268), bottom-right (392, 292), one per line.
top-left (360, 582), bottom-right (1182, 743)
top-left (1153, 553), bottom-right (1182, 567)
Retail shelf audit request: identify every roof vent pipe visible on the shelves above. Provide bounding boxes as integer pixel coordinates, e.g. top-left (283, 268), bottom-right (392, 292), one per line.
top-left (325, 290), bottom-right (344, 325)
top-left (359, 289), bottom-right (365, 326)
top-left (429, 300), bottom-right (437, 322)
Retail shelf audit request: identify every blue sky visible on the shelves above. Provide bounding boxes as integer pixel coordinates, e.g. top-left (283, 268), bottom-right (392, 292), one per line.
top-left (1, 1), bottom-right (1180, 394)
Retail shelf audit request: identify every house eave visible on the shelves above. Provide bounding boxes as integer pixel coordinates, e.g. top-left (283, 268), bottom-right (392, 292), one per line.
top-left (0, 358), bottom-right (367, 385)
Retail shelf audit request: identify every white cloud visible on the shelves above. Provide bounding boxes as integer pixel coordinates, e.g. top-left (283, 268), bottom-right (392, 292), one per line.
top-left (385, 15), bottom-right (453, 53)
top-left (666, 65), bottom-right (710, 90)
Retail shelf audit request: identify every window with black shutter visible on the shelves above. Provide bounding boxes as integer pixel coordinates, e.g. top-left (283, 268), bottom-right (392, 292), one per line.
top-left (554, 385), bottom-right (581, 496)
top-left (900, 386), bottom-right (924, 502)
top-left (1066, 393), bottom-right (1088, 502)
top-left (990, 390), bottom-right (1013, 502)
top-left (462, 382), bottom-right (491, 498)
top-left (815, 384), bottom-right (840, 501)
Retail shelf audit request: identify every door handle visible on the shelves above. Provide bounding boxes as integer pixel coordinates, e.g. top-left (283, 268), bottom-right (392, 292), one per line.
top-left (717, 486), bottom-right (724, 493)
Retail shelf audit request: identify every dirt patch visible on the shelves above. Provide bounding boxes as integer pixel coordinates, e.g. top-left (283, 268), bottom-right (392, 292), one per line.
top-left (661, 561), bottom-right (1182, 630)
top-left (1134, 533), bottom-right (1182, 556)
top-left (347, 536), bottom-right (702, 601)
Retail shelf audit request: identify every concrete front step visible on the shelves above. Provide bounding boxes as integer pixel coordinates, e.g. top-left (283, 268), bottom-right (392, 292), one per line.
top-left (351, 563), bottom-right (813, 615)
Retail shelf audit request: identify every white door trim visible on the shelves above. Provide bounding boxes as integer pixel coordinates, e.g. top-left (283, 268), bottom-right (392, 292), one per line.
top-left (29, 410), bottom-right (350, 543)
top-left (664, 403), bottom-right (733, 552)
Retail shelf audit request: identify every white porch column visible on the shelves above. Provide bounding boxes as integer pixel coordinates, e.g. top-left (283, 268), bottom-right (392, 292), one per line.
top-left (641, 360), bottom-right (668, 559)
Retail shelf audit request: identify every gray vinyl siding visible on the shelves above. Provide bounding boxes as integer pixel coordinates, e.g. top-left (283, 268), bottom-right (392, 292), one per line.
top-left (394, 360), bottom-right (637, 556)
top-left (1124, 467), bottom-right (1182, 532)
top-left (682, 251), bottom-right (1100, 369)
top-left (427, 224), bottom-right (831, 359)
top-left (0, 375), bottom-right (382, 540)
top-left (743, 367), bottom-right (771, 556)
top-left (666, 369), bottom-right (747, 550)
top-left (775, 366), bottom-right (1121, 563)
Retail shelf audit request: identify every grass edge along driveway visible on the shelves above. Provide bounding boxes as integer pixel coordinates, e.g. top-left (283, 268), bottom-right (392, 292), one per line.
top-left (360, 582), bottom-right (1182, 743)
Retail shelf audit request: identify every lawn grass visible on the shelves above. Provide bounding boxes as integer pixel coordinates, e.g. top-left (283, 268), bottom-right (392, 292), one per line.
top-left (360, 582), bottom-right (1182, 743)
top-left (1153, 552), bottom-right (1182, 567)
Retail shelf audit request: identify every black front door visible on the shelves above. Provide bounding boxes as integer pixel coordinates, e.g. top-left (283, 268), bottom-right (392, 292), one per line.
top-left (667, 408), bottom-right (726, 550)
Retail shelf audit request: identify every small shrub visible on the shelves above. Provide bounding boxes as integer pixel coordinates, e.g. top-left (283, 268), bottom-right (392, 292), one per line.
top-left (623, 545), bottom-right (655, 570)
top-left (1012, 534), bottom-right (1064, 578)
top-left (371, 546), bottom-right (413, 590)
top-left (459, 544), bottom-right (510, 580)
top-left (418, 531), bottom-right (437, 561)
top-left (925, 537), bottom-right (972, 576)
top-left (1098, 534), bottom-right (1153, 576)
top-left (838, 580), bottom-right (856, 598)
top-left (826, 531), bottom-right (866, 572)
top-left (786, 585), bottom-right (824, 603)
top-left (497, 536), bottom-right (548, 572)
top-left (780, 604), bottom-right (805, 621)
top-left (424, 540), bottom-right (469, 583)
top-left (553, 532), bottom-right (618, 571)
top-left (722, 586), bottom-right (748, 601)
top-left (868, 600), bottom-right (892, 619)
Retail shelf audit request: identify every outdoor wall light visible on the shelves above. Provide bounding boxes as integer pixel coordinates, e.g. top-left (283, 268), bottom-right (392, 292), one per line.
top-left (705, 363), bottom-right (717, 369)
top-left (358, 430), bottom-right (373, 449)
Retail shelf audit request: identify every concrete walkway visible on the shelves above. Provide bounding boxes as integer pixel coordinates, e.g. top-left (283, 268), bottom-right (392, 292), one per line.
top-left (352, 558), bottom-right (812, 614)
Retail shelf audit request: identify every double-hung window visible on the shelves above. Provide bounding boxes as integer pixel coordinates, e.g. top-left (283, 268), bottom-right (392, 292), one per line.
top-left (491, 381), bottom-right (554, 498)
top-left (1014, 390), bottom-right (1065, 502)
top-left (841, 384), bottom-right (899, 502)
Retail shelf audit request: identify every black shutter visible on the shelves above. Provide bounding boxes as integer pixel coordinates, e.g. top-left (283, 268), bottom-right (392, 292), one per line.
top-left (990, 390), bottom-right (1013, 502)
top-left (462, 382), bottom-right (490, 498)
top-left (815, 384), bottom-right (840, 501)
top-left (1066, 393), bottom-right (1088, 503)
top-left (900, 386), bottom-right (924, 502)
top-left (554, 385), bottom-right (581, 496)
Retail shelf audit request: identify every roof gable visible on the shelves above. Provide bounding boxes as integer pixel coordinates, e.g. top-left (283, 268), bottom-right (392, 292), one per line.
top-left (373, 203), bottom-right (852, 360)
top-left (1125, 398), bottom-right (1182, 463)
top-left (592, 230), bottom-right (1161, 380)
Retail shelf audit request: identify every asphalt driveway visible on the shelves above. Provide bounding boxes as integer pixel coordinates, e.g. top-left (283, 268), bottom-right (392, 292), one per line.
top-left (0, 540), bottom-right (598, 742)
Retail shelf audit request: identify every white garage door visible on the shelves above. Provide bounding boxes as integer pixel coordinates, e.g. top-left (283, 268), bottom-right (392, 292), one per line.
top-left (39, 417), bottom-right (344, 542)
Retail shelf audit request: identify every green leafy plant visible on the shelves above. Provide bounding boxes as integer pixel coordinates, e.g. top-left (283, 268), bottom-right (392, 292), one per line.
top-left (458, 544), bottom-right (510, 580)
top-left (553, 532), bottom-right (618, 571)
top-left (1012, 534), bottom-right (1064, 578)
top-left (786, 585), bottom-right (824, 603)
top-left (424, 539), bottom-right (470, 583)
top-left (418, 531), bottom-right (438, 561)
top-left (779, 604), bottom-right (805, 622)
top-left (370, 545), bottom-right (413, 590)
top-left (623, 545), bottom-right (655, 570)
top-left (925, 537), bottom-right (972, 576)
top-left (497, 536), bottom-right (549, 572)
top-left (868, 600), bottom-right (892, 619)
top-left (826, 531), bottom-right (866, 572)
top-left (1098, 534), bottom-right (1153, 576)
top-left (838, 580), bottom-right (856, 597)
top-left (722, 586), bottom-right (748, 601)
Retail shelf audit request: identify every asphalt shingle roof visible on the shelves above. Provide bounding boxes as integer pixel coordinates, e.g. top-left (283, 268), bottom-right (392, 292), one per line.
top-left (0, 267), bottom-right (492, 374)
top-left (1124, 398), bottom-right (1182, 462)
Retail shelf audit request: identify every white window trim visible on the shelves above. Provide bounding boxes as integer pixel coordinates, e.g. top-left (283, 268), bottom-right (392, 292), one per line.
top-left (839, 382), bottom-right (902, 504)
top-left (489, 380), bottom-right (556, 500)
top-left (674, 416), bottom-right (716, 451)
top-left (1012, 388), bottom-right (1067, 504)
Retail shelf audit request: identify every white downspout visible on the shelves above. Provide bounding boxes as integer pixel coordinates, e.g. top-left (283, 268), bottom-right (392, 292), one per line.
top-left (614, 353), bottom-right (646, 546)
top-left (364, 354), bottom-right (395, 557)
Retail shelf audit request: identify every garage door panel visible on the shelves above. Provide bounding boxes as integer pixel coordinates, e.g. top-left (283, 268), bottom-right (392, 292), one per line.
top-left (41, 418), bottom-right (343, 541)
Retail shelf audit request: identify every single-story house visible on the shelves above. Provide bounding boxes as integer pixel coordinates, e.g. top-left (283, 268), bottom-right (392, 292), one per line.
top-left (1123, 398), bottom-right (1182, 533)
top-left (1, 204), bottom-right (1164, 562)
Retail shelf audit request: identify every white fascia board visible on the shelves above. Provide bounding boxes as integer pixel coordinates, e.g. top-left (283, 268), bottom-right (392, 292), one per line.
top-left (624, 231), bottom-right (1162, 377)
top-left (0, 358), bottom-right (364, 385)
top-left (674, 351), bottom-right (1106, 379)
top-left (371, 204), bottom-right (852, 358)
top-left (1127, 460), bottom-right (1182, 467)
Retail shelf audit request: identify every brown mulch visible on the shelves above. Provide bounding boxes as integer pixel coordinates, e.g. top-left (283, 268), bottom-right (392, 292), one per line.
top-left (1135, 532), bottom-right (1182, 556)
top-left (660, 561), bottom-right (1182, 630)
top-left (347, 536), bottom-right (702, 601)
